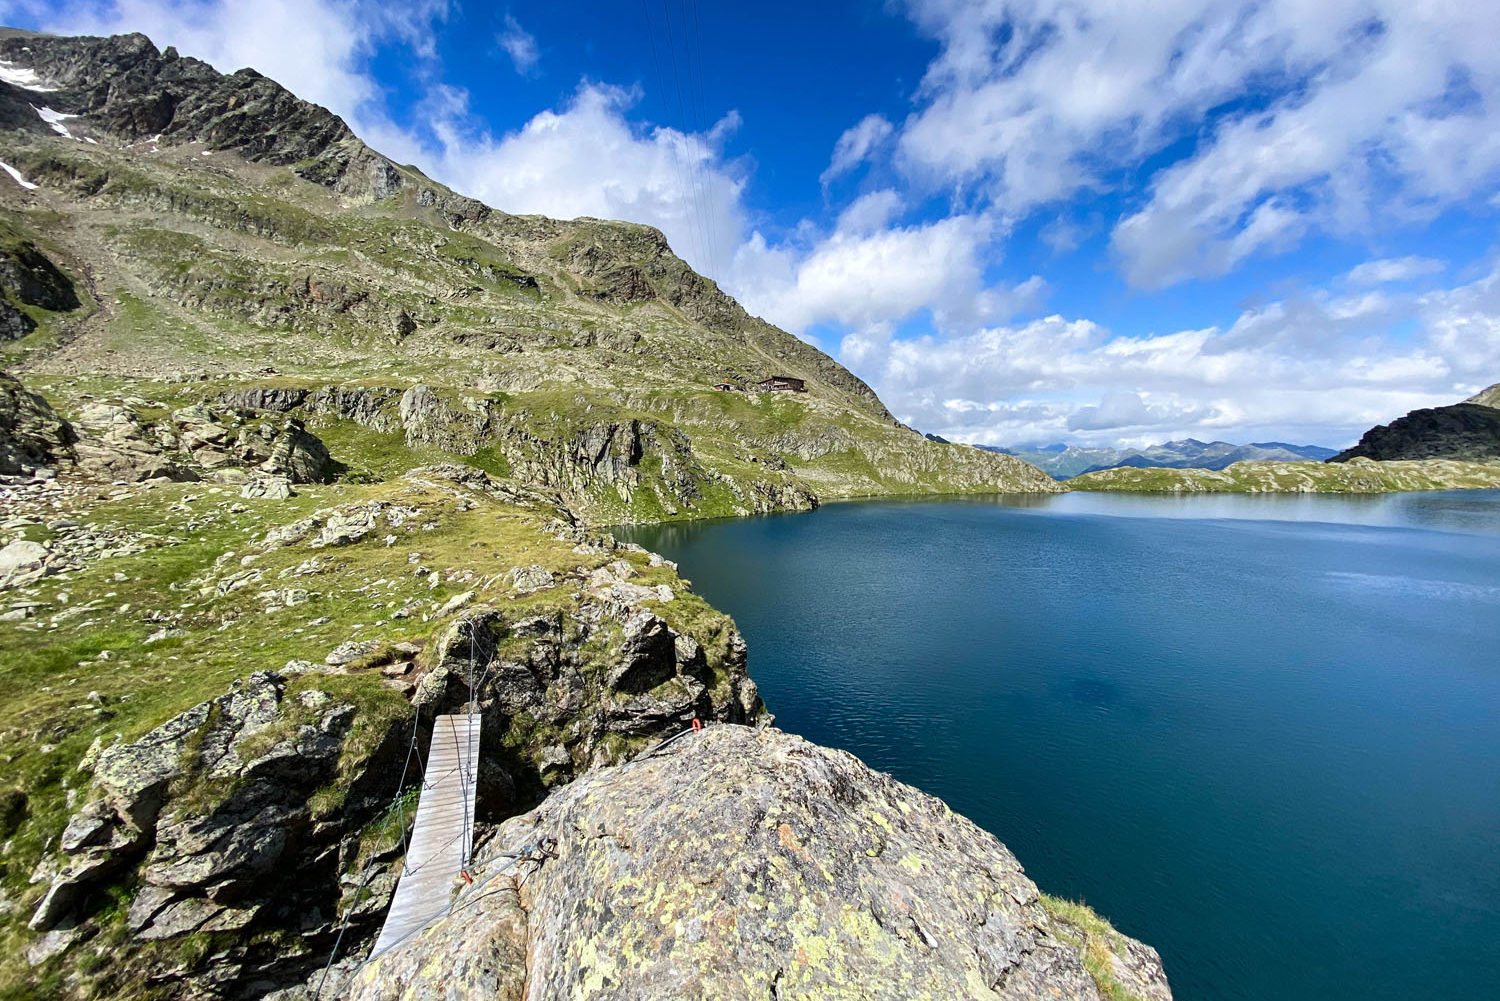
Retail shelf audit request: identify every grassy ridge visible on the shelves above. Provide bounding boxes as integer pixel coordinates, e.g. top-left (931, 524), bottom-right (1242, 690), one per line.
top-left (1067, 457), bottom-right (1500, 493)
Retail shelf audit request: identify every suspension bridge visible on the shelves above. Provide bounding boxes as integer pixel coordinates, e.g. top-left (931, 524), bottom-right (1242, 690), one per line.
top-left (368, 713), bottom-right (482, 958)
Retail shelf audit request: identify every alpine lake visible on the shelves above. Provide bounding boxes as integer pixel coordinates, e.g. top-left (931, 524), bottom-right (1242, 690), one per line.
top-left (619, 489), bottom-right (1500, 1001)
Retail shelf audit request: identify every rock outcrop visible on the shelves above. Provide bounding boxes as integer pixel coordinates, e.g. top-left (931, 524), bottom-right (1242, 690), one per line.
top-left (49, 389), bottom-right (336, 483)
top-left (1330, 401), bottom-right (1500, 463)
top-left (23, 466), bottom-right (771, 994)
top-left (0, 30), bottom-right (373, 192)
top-left (0, 222), bottom-right (80, 338)
top-left (350, 726), bottom-right (1171, 1001)
top-left (27, 671), bottom-right (398, 988)
top-left (0, 370), bottom-right (75, 473)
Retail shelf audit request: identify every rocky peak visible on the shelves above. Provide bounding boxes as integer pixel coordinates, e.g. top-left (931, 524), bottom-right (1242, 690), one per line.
top-left (0, 28), bottom-right (398, 197)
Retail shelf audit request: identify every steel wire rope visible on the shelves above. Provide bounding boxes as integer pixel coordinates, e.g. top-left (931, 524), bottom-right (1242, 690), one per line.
top-left (639, 0), bottom-right (703, 272)
top-left (655, 0), bottom-right (715, 274)
top-left (313, 705), bottom-right (425, 998)
top-left (686, 0), bottom-right (725, 280)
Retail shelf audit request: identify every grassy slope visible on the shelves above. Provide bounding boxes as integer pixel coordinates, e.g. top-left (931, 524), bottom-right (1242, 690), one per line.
top-left (0, 469), bottom-right (750, 997)
top-left (0, 134), bottom-right (1055, 519)
top-left (1068, 457), bottom-right (1500, 493)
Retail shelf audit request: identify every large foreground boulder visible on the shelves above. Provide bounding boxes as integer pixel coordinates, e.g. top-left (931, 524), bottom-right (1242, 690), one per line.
top-left (350, 725), bottom-right (1172, 1001)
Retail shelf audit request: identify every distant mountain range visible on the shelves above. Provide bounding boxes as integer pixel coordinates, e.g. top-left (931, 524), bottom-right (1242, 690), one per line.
top-left (976, 439), bottom-right (1339, 480)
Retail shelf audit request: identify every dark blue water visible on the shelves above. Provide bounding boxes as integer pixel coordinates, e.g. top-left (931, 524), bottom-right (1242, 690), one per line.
top-left (619, 491), bottom-right (1500, 1001)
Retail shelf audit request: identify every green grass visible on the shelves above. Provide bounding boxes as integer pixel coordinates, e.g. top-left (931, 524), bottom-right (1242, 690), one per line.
top-left (0, 472), bottom-right (616, 996)
top-left (1040, 895), bottom-right (1149, 1001)
top-left (1067, 458), bottom-right (1500, 493)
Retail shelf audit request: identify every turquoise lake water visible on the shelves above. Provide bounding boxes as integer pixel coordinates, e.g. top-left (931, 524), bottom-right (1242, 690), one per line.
top-left (619, 490), bottom-right (1500, 1001)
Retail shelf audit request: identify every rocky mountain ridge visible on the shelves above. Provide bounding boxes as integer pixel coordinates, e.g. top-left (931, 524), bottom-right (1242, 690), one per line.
top-left (0, 28), bottom-right (1055, 521)
top-left (1330, 385), bottom-right (1500, 463)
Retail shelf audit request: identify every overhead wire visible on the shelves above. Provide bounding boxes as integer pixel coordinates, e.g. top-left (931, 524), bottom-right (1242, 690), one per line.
top-left (313, 705), bottom-right (426, 999)
top-left (686, 0), bottom-right (724, 282)
top-left (667, 0), bottom-right (715, 278)
top-left (648, 0), bottom-right (717, 278)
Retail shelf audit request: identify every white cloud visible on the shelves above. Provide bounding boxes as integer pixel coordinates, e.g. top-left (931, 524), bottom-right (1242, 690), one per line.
top-left (16, 0), bottom-right (1500, 451)
top-left (894, 0), bottom-right (1500, 288)
top-left (820, 113), bottom-right (893, 185)
top-left (732, 211), bottom-right (1047, 336)
top-left (408, 82), bottom-right (747, 279)
top-left (16, 0), bottom-right (757, 278)
top-left (496, 13), bottom-right (538, 75)
top-left (1344, 256), bottom-right (1445, 286)
top-left (835, 189), bottom-right (904, 234)
top-left (845, 259), bottom-right (1500, 446)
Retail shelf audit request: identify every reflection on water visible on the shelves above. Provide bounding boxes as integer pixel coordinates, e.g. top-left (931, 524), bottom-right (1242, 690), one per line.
top-left (865, 487), bottom-right (1500, 535)
top-left (618, 489), bottom-right (1500, 1001)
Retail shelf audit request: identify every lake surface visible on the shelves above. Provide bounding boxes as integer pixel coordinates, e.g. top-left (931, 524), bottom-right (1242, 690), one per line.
top-left (619, 491), bottom-right (1500, 1001)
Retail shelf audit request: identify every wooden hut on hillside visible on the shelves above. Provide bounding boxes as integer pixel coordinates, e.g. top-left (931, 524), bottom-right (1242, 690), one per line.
top-left (756, 375), bottom-right (806, 393)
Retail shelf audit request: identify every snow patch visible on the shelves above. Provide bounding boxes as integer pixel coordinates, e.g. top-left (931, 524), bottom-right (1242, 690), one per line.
top-left (33, 105), bottom-right (80, 140)
top-left (0, 159), bottom-right (38, 191)
top-left (0, 60), bottom-right (57, 91)
top-left (200, 150), bottom-right (212, 156)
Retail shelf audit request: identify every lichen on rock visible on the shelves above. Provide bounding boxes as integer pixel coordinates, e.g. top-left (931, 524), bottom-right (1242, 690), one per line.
top-left (349, 726), bottom-right (1171, 1001)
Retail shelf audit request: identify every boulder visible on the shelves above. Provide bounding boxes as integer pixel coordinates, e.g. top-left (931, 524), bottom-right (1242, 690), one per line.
top-left (241, 475), bottom-right (294, 500)
top-left (0, 539), bottom-right (48, 576)
top-left (349, 726), bottom-right (1173, 1001)
top-left (325, 640), bottom-right (380, 666)
top-left (0, 372), bottom-right (75, 474)
top-left (507, 564), bottom-right (555, 594)
top-left (261, 419), bottom-right (332, 483)
top-left (310, 503), bottom-right (381, 547)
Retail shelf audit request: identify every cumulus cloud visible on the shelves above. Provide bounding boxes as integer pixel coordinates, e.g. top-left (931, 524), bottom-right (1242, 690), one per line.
top-left (732, 211), bottom-right (1046, 337)
top-left (15, 0), bottom-right (1500, 450)
top-left (496, 13), bottom-right (538, 75)
top-left (846, 261), bottom-right (1500, 447)
top-left (895, 0), bottom-right (1500, 288)
top-left (820, 113), bottom-right (893, 185)
top-left (409, 83), bottom-right (747, 278)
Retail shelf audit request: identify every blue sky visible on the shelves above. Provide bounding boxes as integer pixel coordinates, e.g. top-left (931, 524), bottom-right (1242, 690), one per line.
top-left (5, 0), bottom-right (1500, 448)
